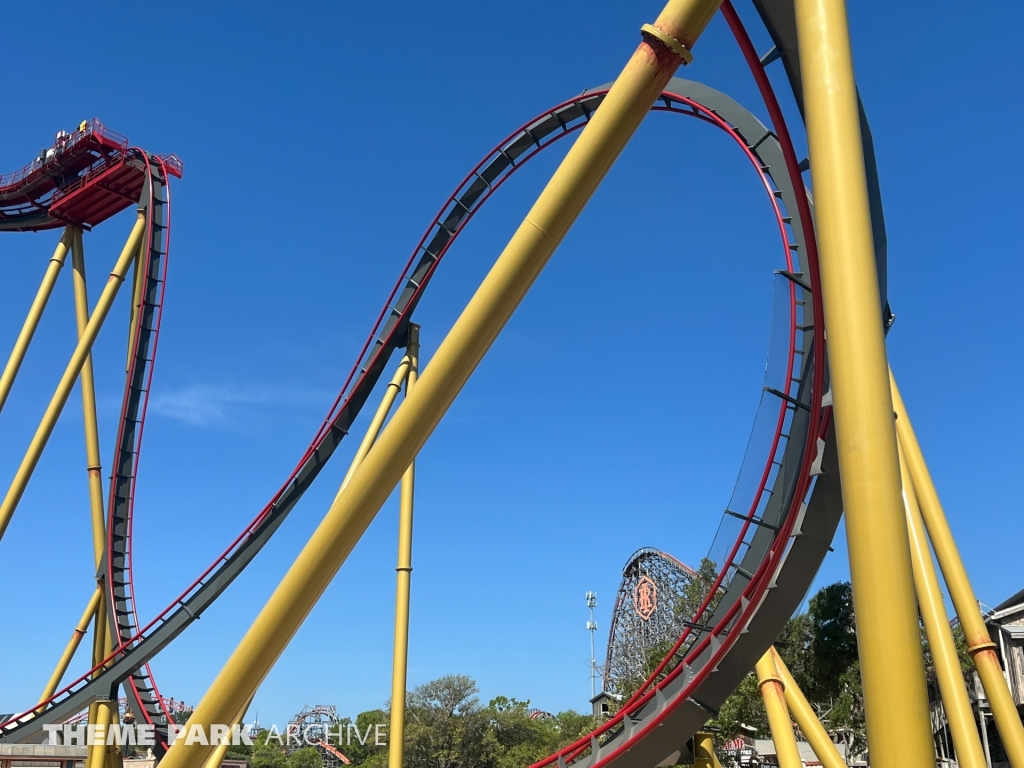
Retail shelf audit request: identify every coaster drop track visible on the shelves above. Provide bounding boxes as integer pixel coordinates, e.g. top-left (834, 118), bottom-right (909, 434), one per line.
top-left (1, 4), bottom-right (890, 767)
top-left (0, 120), bottom-right (181, 738)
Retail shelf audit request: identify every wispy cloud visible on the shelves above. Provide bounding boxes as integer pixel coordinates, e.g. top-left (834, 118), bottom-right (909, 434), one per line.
top-left (149, 383), bottom-right (327, 426)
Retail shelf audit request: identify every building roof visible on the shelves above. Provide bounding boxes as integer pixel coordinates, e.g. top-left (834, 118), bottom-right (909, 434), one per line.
top-left (993, 587), bottom-right (1024, 614)
top-left (753, 739), bottom-right (848, 763)
top-left (0, 745), bottom-right (88, 757)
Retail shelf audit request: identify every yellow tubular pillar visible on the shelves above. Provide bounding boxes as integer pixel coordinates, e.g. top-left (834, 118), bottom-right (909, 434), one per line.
top-left (891, 370), bottom-right (1024, 767)
top-left (899, 436), bottom-right (987, 768)
top-left (203, 696), bottom-right (253, 768)
top-left (37, 586), bottom-right (101, 709)
top-left (159, 3), bottom-right (723, 767)
top-left (85, 585), bottom-right (116, 768)
top-left (388, 325), bottom-right (419, 768)
top-left (0, 228), bottom-right (73, 414)
top-left (97, 672), bottom-right (122, 768)
top-left (71, 229), bottom-right (109, 568)
top-left (755, 651), bottom-right (803, 768)
top-left (85, 592), bottom-right (109, 754)
top-left (334, 355), bottom-right (412, 499)
top-left (86, 696), bottom-right (114, 768)
top-left (771, 649), bottom-right (848, 768)
top-left (126, 232), bottom-right (146, 372)
top-left (693, 732), bottom-right (718, 768)
top-left (0, 210), bottom-right (147, 545)
top-left (793, 1), bottom-right (934, 764)
top-left (90, 589), bottom-right (110, 673)
top-left (72, 229), bottom-right (114, 737)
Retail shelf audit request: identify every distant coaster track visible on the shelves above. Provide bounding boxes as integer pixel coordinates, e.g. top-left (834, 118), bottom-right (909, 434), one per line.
top-left (2, 6), bottom-right (881, 767)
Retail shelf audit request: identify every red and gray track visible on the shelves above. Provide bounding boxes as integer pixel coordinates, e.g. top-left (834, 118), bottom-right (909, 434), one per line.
top-left (0, 77), bottom-right (830, 761)
top-left (2, 4), bottom-right (890, 766)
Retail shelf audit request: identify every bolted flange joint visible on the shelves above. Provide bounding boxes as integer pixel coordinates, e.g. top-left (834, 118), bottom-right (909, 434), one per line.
top-left (967, 640), bottom-right (998, 656)
top-left (641, 23), bottom-right (693, 65)
top-left (757, 676), bottom-right (785, 692)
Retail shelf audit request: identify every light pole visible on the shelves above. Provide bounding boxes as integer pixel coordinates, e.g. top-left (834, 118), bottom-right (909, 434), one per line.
top-left (586, 591), bottom-right (598, 700)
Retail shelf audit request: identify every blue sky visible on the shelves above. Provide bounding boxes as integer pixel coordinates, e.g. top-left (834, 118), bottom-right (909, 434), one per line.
top-left (0, 0), bottom-right (1020, 730)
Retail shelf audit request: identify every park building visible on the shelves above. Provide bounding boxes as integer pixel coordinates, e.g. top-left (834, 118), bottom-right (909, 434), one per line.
top-left (928, 586), bottom-right (1024, 768)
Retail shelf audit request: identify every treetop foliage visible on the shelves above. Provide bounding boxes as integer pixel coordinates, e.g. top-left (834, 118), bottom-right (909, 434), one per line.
top-left (226, 580), bottom-right (978, 768)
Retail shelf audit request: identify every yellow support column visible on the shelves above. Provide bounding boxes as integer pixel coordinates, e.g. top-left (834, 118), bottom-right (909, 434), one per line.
top-left (334, 355), bottom-right (413, 498)
top-left (793, 1), bottom-right (934, 765)
top-left (86, 696), bottom-right (115, 768)
top-left (84, 587), bottom-right (108, 762)
top-left (37, 586), bottom-right (101, 709)
top-left (693, 732), bottom-right (720, 768)
top-left (388, 325), bottom-right (419, 768)
top-left (71, 229), bottom-right (109, 567)
top-left (158, 3), bottom-right (723, 767)
top-left (891, 370), bottom-right (1024, 768)
top-left (692, 733), bottom-right (724, 768)
top-left (771, 649), bottom-right (848, 768)
top-left (88, 636), bottom-right (122, 768)
top-left (84, 599), bottom-right (112, 768)
top-left (755, 651), bottom-right (803, 768)
top-left (105, 708), bottom-right (124, 768)
top-left (0, 228), bottom-right (73, 414)
top-left (126, 232), bottom-right (146, 372)
top-left (203, 697), bottom-right (253, 768)
top-left (71, 230), bottom-right (117, 748)
top-left (0, 211), bottom-right (147, 545)
top-left (899, 436), bottom-right (987, 768)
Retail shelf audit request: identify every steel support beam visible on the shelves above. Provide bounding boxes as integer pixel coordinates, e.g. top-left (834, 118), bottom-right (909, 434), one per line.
top-left (756, 650), bottom-right (803, 768)
top-left (891, 369), bottom-right (1024, 768)
top-left (202, 697), bottom-right (252, 768)
top-left (0, 229), bottom-right (73, 413)
top-left (0, 211), bottom-right (147, 545)
top-left (71, 229), bottom-right (109, 569)
top-left (388, 325), bottom-right (418, 768)
top-left (793, 1), bottom-right (933, 764)
top-left (899, 437), bottom-right (986, 768)
top-left (126, 230), bottom-right (146, 373)
top-left (37, 587), bottom-right (102, 710)
top-left (772, 648), bottom-right (848, 768)
top-left (692, 732), bottom-right (720, 768)
top-left (334, 357), bottom-right (412, 499)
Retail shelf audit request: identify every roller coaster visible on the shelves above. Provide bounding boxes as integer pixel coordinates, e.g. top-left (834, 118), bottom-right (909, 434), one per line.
top-left (0, 2), bottom-right (1020, 768)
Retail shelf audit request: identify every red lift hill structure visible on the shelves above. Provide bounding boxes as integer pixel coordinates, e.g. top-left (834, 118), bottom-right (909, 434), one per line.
top-left (0, 119), bottom-right (181, 233)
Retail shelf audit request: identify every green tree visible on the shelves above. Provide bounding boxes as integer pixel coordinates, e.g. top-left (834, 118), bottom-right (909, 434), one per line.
top-left (705, 614), bottom-right (810, 744)
top-left (951, 622), bottom-right (977, 682)
top-left (677, 558), bottom-right (724, 624)
top-left (170, 708), bottom-right (194, 726)
top-left (826, 659), bottom-right (866, 757)
top-left (709, 671), bottom-right (764, 741)
top-left (336, 709), bottom-right (387, 766)
top-left (403, 675), bottom-right (493, 768)
top-left (487, 697), bottom-right (554, 768)
top-left (705, 582), bottom-right (867, 758)
top-left (226, 740), bottom-right (254, 761)
top-left (329, 677), bottom-right (595, 767)
top-left (551, 710), bottom-right (598, 747)
top-left (774, 612), bottom-right (813, 682)
top-left (288, 747), bottom-right (322, 768)
top-left (807, 581), bottom-right (858, 701)
top-left (250, 731), bottom-right (289, 768)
